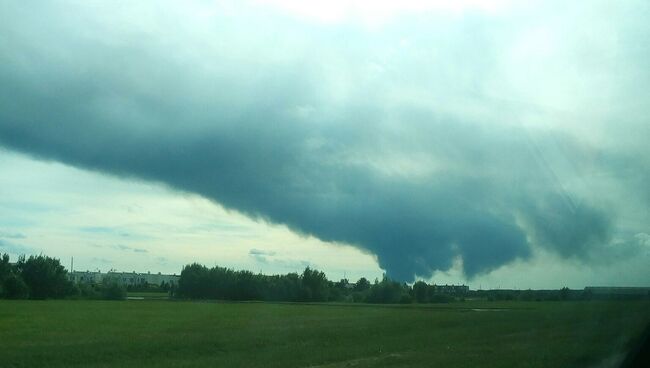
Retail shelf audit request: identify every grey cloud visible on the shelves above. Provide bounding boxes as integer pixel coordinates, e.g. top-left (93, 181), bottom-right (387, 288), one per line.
top-left (250, 253), bottom-right (313, 272)
top-left (594, 233), bottom-right (650, 263)
top-left (249, 249), bottom-right (277, 257)
top-left (91, 257), bottom-right (112, 264)
top-left (79, 226), bottom-right (150, 240)
top-left (249, 249), bottom-right (273, 264)
top-left (114, 244), bottom-right (148, 254)
top-left (90, 243), bottom-right (148, 254)
top-left (0, 239), bottom-right (34, 255)
top-left (0, 231), bottom-right (27, 239)
top-left (248, 249), bottom-right (311, 271)
top-left (0, 1), bottom-right (648, 281)
top-left (80, 227), bottom-right (130, 237)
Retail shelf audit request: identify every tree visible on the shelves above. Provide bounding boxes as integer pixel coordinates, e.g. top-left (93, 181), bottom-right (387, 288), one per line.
top-left (301, 267), bottom-right (329, 302)
top-left (160, 280), bottom-right (169, 292)
top-left (0, 253), bottom-right (13, 296)
top-left (17, 255), bottom-right (74, 299)
top-left (560, 287), bottom-right (570, 301)
top-left (413, 281), bottom-right (428, 303)
top-left (0, 253), bottom-right (11, 278)
top-left (177, 263), bottom-right (210, 299)
top-left (3, 274), bottom-right (29, 299)
top-left (354, 277), bottom-right (371, 292)
top-left (366, 276), bottom-right (408, 304)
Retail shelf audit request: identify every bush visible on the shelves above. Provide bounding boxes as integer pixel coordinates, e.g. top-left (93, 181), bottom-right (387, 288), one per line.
top-left (75, 283), bottom-right (101, 299)
top-left (102, 283), bottom-right (126, 300)
top-left (2, 274), bottom-right (29, 299)
top-left (430, 294), bottom-right (452, 303)
top-left (399, 294), bottom-right (413, 304)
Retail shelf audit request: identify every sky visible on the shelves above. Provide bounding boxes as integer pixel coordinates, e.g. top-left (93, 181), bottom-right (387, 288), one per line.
top-left (0, 0), bottom-right (648, 288)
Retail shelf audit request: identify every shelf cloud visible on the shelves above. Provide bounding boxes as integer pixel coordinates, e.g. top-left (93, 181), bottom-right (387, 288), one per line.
top-left (1, 1), bottom-right (648, 281)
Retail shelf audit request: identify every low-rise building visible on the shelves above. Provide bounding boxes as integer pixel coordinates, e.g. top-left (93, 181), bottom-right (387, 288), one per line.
top-left (69, 270), bottom-right (179, 287)
top-left (434, 284), bottom-right (469, 295)
top-left (68, 271), bottom-right (104, 284)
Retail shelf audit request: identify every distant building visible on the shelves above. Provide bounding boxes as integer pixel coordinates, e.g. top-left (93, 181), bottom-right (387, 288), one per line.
top-left (434, 284), bottom-right (469, 295)
top-left (68, 270), bottom-right (179, 287)
top-left (68, 270), bottom-right (103, 284)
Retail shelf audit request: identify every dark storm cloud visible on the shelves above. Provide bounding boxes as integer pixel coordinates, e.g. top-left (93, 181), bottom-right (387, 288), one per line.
top-left (0, 1), bottom-right (646, 281)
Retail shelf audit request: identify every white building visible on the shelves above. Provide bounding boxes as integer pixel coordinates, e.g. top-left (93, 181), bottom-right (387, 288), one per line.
top-left (69, 270), bottom-right (180, 287)
top-left (68, 270), bottom-right (104, 284)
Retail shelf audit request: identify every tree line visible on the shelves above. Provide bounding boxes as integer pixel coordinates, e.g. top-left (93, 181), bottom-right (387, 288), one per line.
top-left (5, 252), bottom-right (639, 303)
top-left (176, 263), bottom-right (463, 304)
top-left (0, 253), bottom-right (126, 300)
top-left (0, 253), bottom-right (462, 303)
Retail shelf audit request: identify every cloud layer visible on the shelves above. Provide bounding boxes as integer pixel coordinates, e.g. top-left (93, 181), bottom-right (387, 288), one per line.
top-left (1, 1), bottom-right (648, 281)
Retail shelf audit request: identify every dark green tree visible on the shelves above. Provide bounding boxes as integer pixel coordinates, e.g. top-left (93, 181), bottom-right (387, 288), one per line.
top-left (301, 267), bottom-right (329, 302)
top-left (560, 287), bottom-right (570, 301)
top-left (17, 255), bottom-right (74, 299)
top-left (3, 274), bottom-right (29, 299)
top-left (354, 277), bottom-right (371, 292)
top-left (413, 281), bottom-right (429, 303)
top-left (177, 263), bottom-right (210, 299)
top-left (0, 253), bottom-right (13, 296)
top-left (366, 276), bottom-right (408, 304)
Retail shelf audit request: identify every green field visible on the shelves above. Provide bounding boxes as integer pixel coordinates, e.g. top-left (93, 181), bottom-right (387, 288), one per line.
top-left (0, 300), bottom-right (648, 367)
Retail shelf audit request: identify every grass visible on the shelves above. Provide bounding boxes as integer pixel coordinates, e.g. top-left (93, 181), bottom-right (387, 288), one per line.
top-left (0, 299), bottom-right (648, 367)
